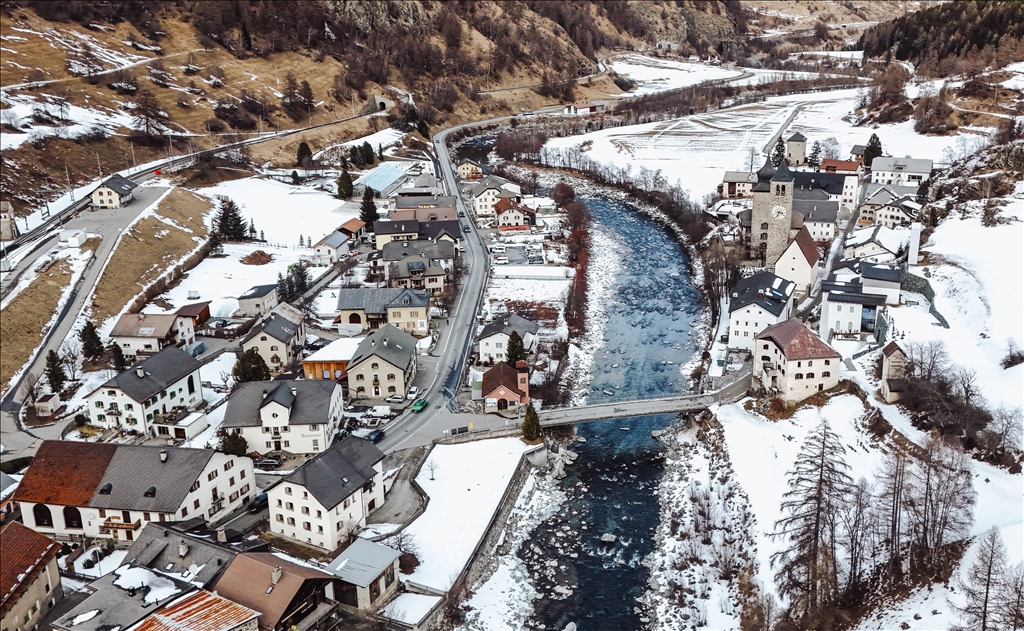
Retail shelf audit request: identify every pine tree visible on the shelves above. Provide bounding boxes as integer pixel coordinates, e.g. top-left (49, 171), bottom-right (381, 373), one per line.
top-left (377, 143), bottom-right (384, 161)
top-left (298, 80), bottom-right (315, 114)
top-left (808, 141), bottom-right (822, 168)
top-left (214, 197), bottom-right (246, 240)
top-left (259, 230), bottom-right (265, 241)
top-left (248, 218), bottom-right (257, 238)
top-left (350, 145), bottom-right (366, 168)
top-left (208, 230), bottom-right (224, 256)
top-left (281, 72), bottom-right (299, 111)
top-left (296, 141), bottom-right (313, 167)
top-left (417, 120), bottom-right (429, 138)
top-left (522, 403), bottom-right (541, 441)
top-left (771, 420), bottom-right (853, 621)
top-left (336, 169), bottom-right (353, 198)
top-left (45, 349), bottom-right (67, 393)
top-left (276, 272), bottom-right (289, 302)
top-left (770, 136), bottom-right (786, 167)
top-left (360, 187), bottom-right (378, 227)
top-left (864, 133), bottom-right (883, 168)
top-left (916, 179), bottom-right (930, 205)
top-left (506, 331), bottom-right (526, 365)
top-left (219, 430), bottom-right (249, 456)
top-left (361, 141), bottom-right (375, 166)
top-left (956, 527), bottom-right (1008, 631)
top-left (109, 343), bottom-right (127, 371)
top-left (132, 88), bottom-right (164, 137)
top-left (233, 348), bottom-right (271, 382)
top-left (79, 321), bottom-right (104, 361)
top-left (299, 235), bottom-right (305, 248)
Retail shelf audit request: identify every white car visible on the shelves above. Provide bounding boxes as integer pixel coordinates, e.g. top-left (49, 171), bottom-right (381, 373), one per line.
top-left (385, 395), bottom-right (404, 404)
top-left (407, 386), bottom-right (419, 400)
top-left (494, 255), bottom-right (509, 265)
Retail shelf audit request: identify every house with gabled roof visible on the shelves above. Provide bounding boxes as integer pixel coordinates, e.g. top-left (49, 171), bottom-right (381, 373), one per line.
top-left (718, 171), bottom-right (757, 198)
top-left (755, 319), bottom-right (841, 405)
top-left (773, 226), bottom-right (821, 297)
top-left (786, 131), bottom-right (807, 165)
top-left (477, 313), bottom-right (539, 364)
top-left (221, 380), bottom-right (344, 456)
top-left (125, 589), bottom-right (261, 631)
top-left (267, 437), bottom-right (386, 551)
top-left (338, 218), bottom-right (366, 242)
top-left (13, 441), bottom-right (254, 544)
top-left (880, 341), bottom-right (909, 403)
top-left (91, 173), bottom-right (138, 209)
top-left (470, 175), bottom-right (521, 217)
top-left (110, 312), bottom-right (196, 362)
top-left (347, 325), bottom-right (418, 400)
top-left (480, 361), bottom-right (530, 414)
top-left (237, 284), bottom-right (279, 318)
top-left (334, 287), bottom-right (430, 335)
top-left (870, 157), bottom-right (932, 187)
top-left (727, 272), bottom-right (796, 353)
top-left (122, 521), bottom-right (259, 588)
top-left (456, 158), bottom-right (484, 180)
top-left (874, 195), bottom-right (920, 228)
top-left (311, 230), bottom-right (350, 265)
top-left (325, 538), bottom-right (401, 609)
top-left (843, 224), bottom-right (910, 263)
top-left (0, 522), bottom-right (63, 631)
top-left (821, 158), bottom-right (862, 175)
top-left (494, 197), bottom-right (536, 229)
top-left (52, 565), bottom-right (196, 631)
top-left (85, 346), bottom-right (204, 434)
top-left (382, 239), bottom-right (456, 295)
top-left (239, 305), bottom-right (306, 374)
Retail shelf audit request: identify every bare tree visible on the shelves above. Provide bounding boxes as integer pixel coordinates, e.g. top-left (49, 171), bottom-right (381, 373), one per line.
top-left (996, 562), bottom-right (1024, 631)
top-left (22, 372), bottom-right (44, 409)
top-left (839, 477), bottom-right (875, 598)
top-left (905, 340), bottom-right (950, 381)
top-left (875, 451), bottom-right (910, 577)
top-left (954, 527), bottom-right (1008, 631)
top-left (388, 529), bottom-right (419, 558)
top-left (425, 458), bottom-right (438, 481)
top-left (60, 340), bottom-right (83, 381)
top-left (820, 136), bottom-right (842, 160)
top-left (906, 439), bottom-right (975, 568)
top-left (983, 407), bottom-right (1023, 454)
top-left (951, 367), bottom-right (980, 407)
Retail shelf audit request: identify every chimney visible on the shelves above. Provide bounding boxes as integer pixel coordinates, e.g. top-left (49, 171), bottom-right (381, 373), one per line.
top-left (262, 389), bottom-right (268, 398)
top-left (908, 221), bottom-right (922, 266)
top-left (137, 367), bottom-right (145, 378)
top-left (758, 289), bottom-right (764, 298)
top-left (271, 566), bottom-right (282, 585)
top-left (178, 540), bottom-right (189, 558)
top-left (216, 526), bottom-right (227, 543)
top-left (290, 388), bottom-right (297, 396)
top-left (159, 449), bottom-right (167, 463)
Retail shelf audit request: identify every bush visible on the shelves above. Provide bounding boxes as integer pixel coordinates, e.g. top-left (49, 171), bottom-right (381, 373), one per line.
top-left (1001, 344), bottom-right (1024, 369)
top-left (769, 398), bottom-right (786, 413)
top-left (82, 559), bottom-right (95, 569)
top-left (205, 118), bottom-right (226, 133)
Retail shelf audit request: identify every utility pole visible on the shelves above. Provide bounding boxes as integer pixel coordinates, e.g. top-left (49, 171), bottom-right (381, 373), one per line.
top-left (130, 142), bottom-right (136, 171)
top-left (96, 153), bottom-right (103, 178)
top-left (65, 165), bottom-right (75, 202)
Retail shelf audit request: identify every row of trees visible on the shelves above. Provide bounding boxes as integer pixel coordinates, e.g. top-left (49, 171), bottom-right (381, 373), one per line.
top-left (276, 261), bottom-right (311, 303)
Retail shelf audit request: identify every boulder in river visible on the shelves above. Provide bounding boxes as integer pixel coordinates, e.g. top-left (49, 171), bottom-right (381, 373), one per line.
top-left (601, 533), bottom-right (617, 543)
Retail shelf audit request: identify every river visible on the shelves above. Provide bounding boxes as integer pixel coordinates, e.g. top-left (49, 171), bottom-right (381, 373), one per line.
top-left (523, 196), bottom-right (705, 629)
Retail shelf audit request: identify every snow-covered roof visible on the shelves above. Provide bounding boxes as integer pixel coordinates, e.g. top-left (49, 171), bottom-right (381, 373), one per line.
top-left (303, 337), bottom-right (365, 363)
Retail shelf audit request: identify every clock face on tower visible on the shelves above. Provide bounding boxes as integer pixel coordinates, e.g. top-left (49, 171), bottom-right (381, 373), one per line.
top-left (772, 205), bottom-right (787, 220)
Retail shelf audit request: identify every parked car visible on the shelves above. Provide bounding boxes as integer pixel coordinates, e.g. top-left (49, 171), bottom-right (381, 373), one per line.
top-left (256, 455), bottom-right (283, 468)
top-left (248, 493), bottom-right (269, 513)
top-left (367, 429), bottom-right (386, 444)
top-left (406, 386), bottom-right (419, 400)
top-left (212, 319), bottom-right (228, 328)
top-left (494, 255), bottom-right (509, 265)
top-left (385, 394), bottom-right (404, 404)
top-left (463, 225), bottom-right (472, 233)
top-left (411, 399), bottom-right (428, 413)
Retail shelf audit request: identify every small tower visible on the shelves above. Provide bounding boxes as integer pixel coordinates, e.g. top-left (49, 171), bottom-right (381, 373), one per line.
top-left (786, 132), bottom-right (808, 165)
top-left (0, 200), bottom-right (20, 242)
top-left (765, 162), bottom-right (795, 266)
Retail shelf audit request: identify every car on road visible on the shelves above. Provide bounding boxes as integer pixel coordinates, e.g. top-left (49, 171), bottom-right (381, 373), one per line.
top-left (411, 398), bottom-right (428, 413)
top-left (385, 394), bottom-right (404, 404)
top-left (458, 210), bottom-right (465, 217)
top-left (463, 225), bottom-right (471, 233)
top-left (256, 455), bottom-right (282, 468)
top-left (406, 386), bottom-right (419, 400)
top-left (367, 429), bottom-right (386, 444)
top-left (248, 493), bottom-right (269, 513)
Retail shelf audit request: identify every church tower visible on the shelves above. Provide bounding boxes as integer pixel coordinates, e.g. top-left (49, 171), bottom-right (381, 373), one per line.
top-left (750, 158), bottom-right (794, 266)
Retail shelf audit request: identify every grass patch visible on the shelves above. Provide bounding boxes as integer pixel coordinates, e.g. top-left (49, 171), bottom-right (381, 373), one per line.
top-left (89, 188), bottom-right (212, 324)
top-left (0, 259), bottom-right (73, 392)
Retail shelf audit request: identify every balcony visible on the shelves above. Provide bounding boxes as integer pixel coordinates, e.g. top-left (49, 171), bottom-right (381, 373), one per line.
top-left (103, 519), bottom-right (141, 530)
top-left (106, 408), bottom-right (122, 416)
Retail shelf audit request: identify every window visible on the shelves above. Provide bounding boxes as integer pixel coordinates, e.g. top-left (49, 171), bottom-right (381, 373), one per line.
top-left (794, 373), bottom-right (803, 379)
top-left (303, 521), bottom-right (311, 531)
top-left (287, 517), bottom-right (295, 525)
top-left (760, 222), bottom-right (768, 230)
top-left (310, 424), bottom-right (319, 430)
top-left (824, 359), bottom-right (831, 365)
top-left (763, 344), bottom-right (769, 350)
top-left (385, 565), bottom-right (395, 587)
top-left (260, 336), bottom-right (267, 341)
top-left (241, 484), bottom-right (250, 494)
top-left (312, 439), bottom-right (319, 447)
top-left (283, 441), bottom-right (290, 448)
top-left (181, 507), bottom-right (188, 517)
top-left (229, 476), bottom-right (235, 486)
top-left (316, 510), bottom-right (322, 518)
top-left (33, 505), bottom-right (54, 528)
top-left (410, 311), bottom-right (418, 317)
top-left (263, 426), bottom-right (271, 433)
top-left (194, 499), bottom-right (201, 509)
top-left (807, 373), bottom-right (815, 379)
top-left (282, 426), bottom-right (289, 432)
top-left (371, 363), bottom-right (379, 370)
top-left (208, 470), bottom-right (218, 481)
top-left (317, 525), bottom-right (324, 533)
top-left (277, 499), bottom-right (283, 507)
top-left (188, 375), bottom-right (195, 395)
top-left (143, 512), bottom-right (150, 521)
top-left (224, 460), bottom-right (234, 471)
top-left (822, 371), bottom-right (831, 378)
top-left (301, 506), bottom-right (310, 515)
top-left (387, 373), bottom-right (396, 381)
top-left (370, 578), bottom-right (381, 602)
top-left (392, 311), bottom-right (400, 318)
top-left (356, 374), bottom-right (364, 381)
top-left (285, 486), bottom-right (292, 495)
top-left (98, 509), bottom-right (106, 518)
top-left (276, 514), bottom-right (284, 523)
top-left (266, 441), bottom-right (273, 448)
top-left (240, 470), bottom-right (246, 479)
top-left (270, 345), bottom-right (278, 351)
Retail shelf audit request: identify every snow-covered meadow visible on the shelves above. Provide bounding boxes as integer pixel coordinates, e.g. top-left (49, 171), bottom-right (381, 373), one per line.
top-left (609, 54), bottom-right (743, 95)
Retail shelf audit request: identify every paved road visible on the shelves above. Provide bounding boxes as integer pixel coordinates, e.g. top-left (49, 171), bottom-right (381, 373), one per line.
top-left (0, 186), bottom-right (169, 458)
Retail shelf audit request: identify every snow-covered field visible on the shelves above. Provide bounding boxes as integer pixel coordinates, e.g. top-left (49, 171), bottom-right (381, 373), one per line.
top-left (609, 54), bottom-right (743, 95)
top-left (390, 438), bottom-right (535, 592)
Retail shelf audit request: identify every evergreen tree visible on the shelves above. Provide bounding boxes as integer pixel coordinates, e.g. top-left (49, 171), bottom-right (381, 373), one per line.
top-left (233, 348), bottom-right (271, 383)
top-left (336, 169), bottom-right (353, 198)
top-left (416, 120), bottom-right (429, 138)
top-left (131, 88), bottom-right (164, 137)
top-left (296, 141), bottom-right (313, 167)
top-left (214, 197), bottom-right (246, 240)
top-left (292, 261), bottom-right (310, 295)
top-left (350, 145), bottom-right (366, 168)
top-left (79, 321), bottom-right (104, 362)
top-left (522, 403), bottom-right (541, 441)
top-left (361, 141), bottom-right (375, 166)
top-left (298, 80), bottom-right (315, 115)
top-left (45, 349), bottom-right (67, 393)
top-left (276, 272), bottom-right (288, 302)
top-left (109, 343), bottom-right (127, 371)
top-left (219, 429), bottom-right (249, 456)
top-left (956, 527), bottom-right (1008, 631)
top-left (299, 235), bottom-right (305, 248)
top-left (863, 133), bottom-right (883, 168)
top-left (770, 136), bottom-right (786, 167)
top-left (377, 143), bottom-right (384, 161)
top-left (506, 331), bottom-right (526, 366)
top-left (248, 218), bottom-right (257, 238)
top-left (807, 141), bottom-right (822, 168)
top-left (771, 420), bottom-right (853, 621)
top-left (360, 187), bottom-right (378, 227)
top-left (291, 170), bottom-right (300, 185)
top-left (281, 72), bottom-right (299, 112)
top-left (259, 230), bottom-right (265, 241)
top-left (208, 230), bottom-right (224, 256)
top-left (916, 179), bottom-right (930, 205)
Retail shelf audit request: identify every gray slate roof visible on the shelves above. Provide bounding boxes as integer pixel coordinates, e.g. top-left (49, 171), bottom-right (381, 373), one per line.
top-left (90, 445), bottom-right (217, 513)
top-left (124, 522), bottom-right (239, 588)
top-left (100, 173), bottom-right (139, 197)
top-left (470, 175), bottom-right (513, 197)
top-left (479, 313), bottom-right (539, 341)
top-left (349, 325), bottom-right (417, 372)
top-left (240, 284), bottom-right (277, 299)
top-left (241, 312), bottom-right (299, 345)
top-left (722, 171), bottom-right (757, 184)
top-left (418, 220), bottom-right (462, 241)
top-left (382, 239), bottom-right (455, 262)
top-left (794, 200), bottom-right (839, 223)
top-left (870, 157), bottom-right (933, 173)
top-left (373, 220), bottom-right (420, 235)
top-left (395, 195), bottom-right (457, 209)
top-left (98, 346), bottom-right (202, 403)
top-left (787, 132), bottom-right (807, 142)
top-left (282, 437), bottom-right (384, 510)
top-left (729, 272), bottom-right (795, 317)
top-left (316, 230), bottom-right (349, 249)
top-left (335, 288), bottom-right (429, 314)
top-left (222, 380), bottom-right (338, 428)
top-left (53, 568), bottom-right (194, 631)
top-left (794, 171), bottom-right (847, 196)
top-left (326, 539), bottom-right (400, 587)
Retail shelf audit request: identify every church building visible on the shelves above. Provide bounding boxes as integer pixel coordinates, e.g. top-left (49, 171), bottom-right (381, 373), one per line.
top-left (740, 159), bottom-right (801, 267)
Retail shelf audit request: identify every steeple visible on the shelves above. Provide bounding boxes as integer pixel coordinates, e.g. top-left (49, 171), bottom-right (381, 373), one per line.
top-left (771, 161), bottom-right (794, 183)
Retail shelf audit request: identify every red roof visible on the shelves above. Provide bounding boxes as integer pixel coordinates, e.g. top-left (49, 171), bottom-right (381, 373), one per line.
top-left (1, 522), bottom-right (60, 617)
top-left (212, 553), bottom-right (332, 631)
top-left (494, 198), bottom-right (535, 216)
top-left (340, 218), bottom-right (365, 233)
top-left (882, 341), bottom-right (905, 357)
top-left (13, 441), bottom-right (117, 506)
top-left (131, 590), bottom-right (260, 631)
top-left (792, 226), bottom-right (820, 266)
top-left (482, 362), bottom-right (524, 398)
top-left (757, 318), bottom-right (840, 361)
top-left (821, 159), bottom-right (860, 172)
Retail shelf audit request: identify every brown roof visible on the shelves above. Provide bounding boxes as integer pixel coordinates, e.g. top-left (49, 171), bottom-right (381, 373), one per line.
top-left (1, 522), bottom-right (60, 617)
top-left (110, 312), bottom-right (179, 339)
top-left (792, 226), bottom-right (820, 266)
top-left (176, 301), bottom-right (212, 317)
top-left (131, 590), bottom-right (260, 631)
top-left (212, 553), bottom-right (332, 631)
top-left (13, 441), bottom-right (116, 506)
top-left (482, 362), bottom-right (524, 398)
top-left (821, 159), bottom-right (860, 172)
top-left (757, 318), bottom-right (840, 361)
top-left (882, 341), bottom-right (905, 357)
top-left (340, 218), bottom-right (365, 233)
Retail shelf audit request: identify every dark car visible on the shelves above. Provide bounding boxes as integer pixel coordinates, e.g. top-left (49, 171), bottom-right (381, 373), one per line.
top-left (367, 429), bottom-right (386, 444)
top-left (458, 211), bottom-right (466, 217)
top-left (463, 225), bottom-right (472, 233)
top-left (248, 492), bottom-right (269, 513)
top-left (256, 455), bottom-right (283, 468)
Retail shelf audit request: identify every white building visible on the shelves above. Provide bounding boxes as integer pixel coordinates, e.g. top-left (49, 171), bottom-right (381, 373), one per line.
top-left (85, 346), bottom-right (204, 436)
top-left (477, 313), bottom-right (539, 364)
top-left (14, 441), bottom-right (254, 544)
top-left (755, 319), bottom-right (841, 405)
top-left (91, 174), bottom-right (137, 209)
top-left (820, 280), bottom-right (886, 339)
top-left (347, 325), bottom-right (418, 400)
top-left (220, 381), bottom-right (344, 456)
top-left (494, 198), bottom-right (535, 228)
top-left (870, 157), bottom-right (932, 187)
top-left (843, 225), bottom-right (911, 263)
top-left (268, 437), bottom-right (387, 552)
top-left (110, 312), bottom-right (196, 362)
top-left (874, 196), bottom-right (920, 228)
top-left (237, 284), bottom-right (279, 318)
top-left (773, 227), bottom-right (821, 297)
top-left (239, 304), bottom-right (306, 373)
top-left (794, 200), bottom-right (839, 241)
top-left (880, 341), bottom-right (909, 403)
top-left (718, 171), bottom-right (757, 198)
top-left (312, 230), bottom-right (351, 265)
top-left (727, 272), bottom-right (795, 354)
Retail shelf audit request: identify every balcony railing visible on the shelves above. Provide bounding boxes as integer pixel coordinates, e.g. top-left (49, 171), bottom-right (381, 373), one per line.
top-left (103, 519), bottom-right (141, 530)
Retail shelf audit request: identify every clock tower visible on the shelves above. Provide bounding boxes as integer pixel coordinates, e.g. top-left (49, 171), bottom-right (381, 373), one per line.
top-left (750, 158), bottom-right (794, 267)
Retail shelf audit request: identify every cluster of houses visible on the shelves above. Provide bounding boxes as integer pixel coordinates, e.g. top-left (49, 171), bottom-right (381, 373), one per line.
top-left (718, 133), bottom-right (930, 406)
top-left (457, 161), bottom-right (547, 230)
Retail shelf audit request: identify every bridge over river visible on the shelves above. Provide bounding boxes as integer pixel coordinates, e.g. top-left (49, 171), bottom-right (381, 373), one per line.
top-left (538, 372), bottom-right (751, 427)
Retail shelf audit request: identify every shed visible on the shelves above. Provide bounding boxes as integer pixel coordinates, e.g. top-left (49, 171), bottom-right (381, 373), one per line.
top-left (325, 538), bottom-right (401, 610)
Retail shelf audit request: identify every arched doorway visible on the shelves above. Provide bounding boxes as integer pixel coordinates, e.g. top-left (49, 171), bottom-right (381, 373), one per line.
top-left (349, 313), bottom-right (362, 324)
top-left (497, 399), bottom-right (509, 411)
top-left (33, 504), bottom-right (53, 528)
top-left (63, 506), bottom-right (83, 529)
